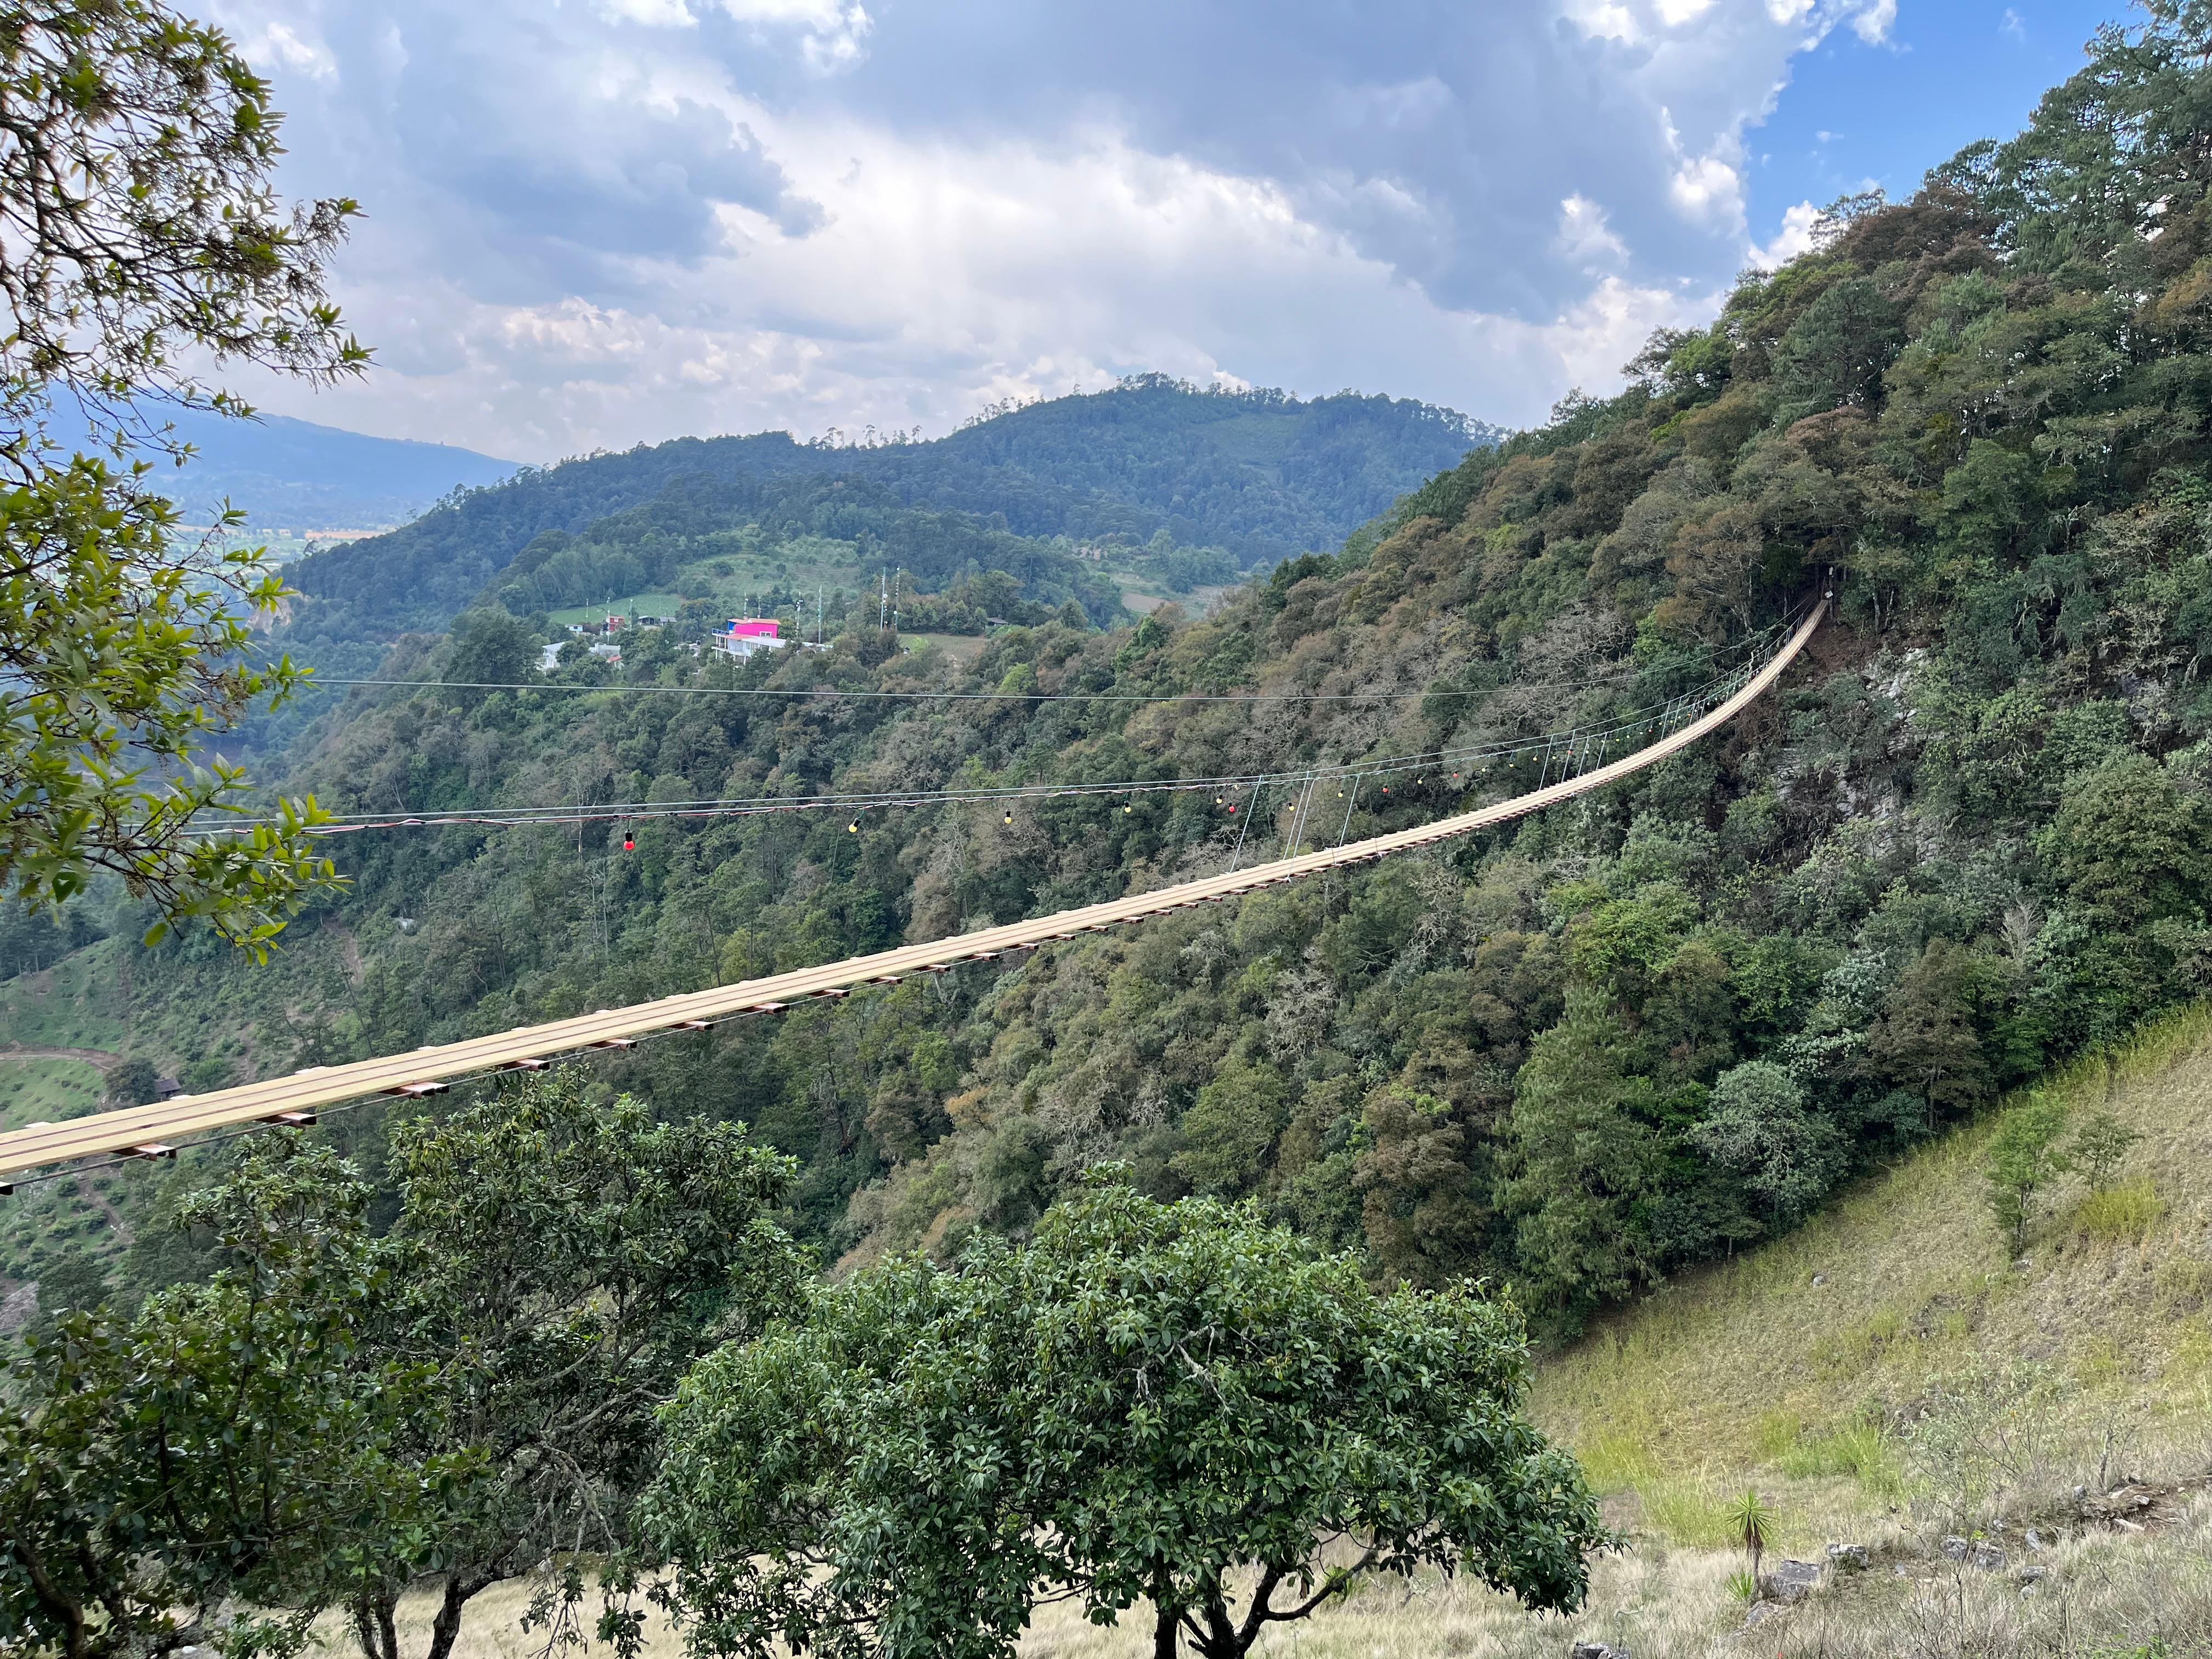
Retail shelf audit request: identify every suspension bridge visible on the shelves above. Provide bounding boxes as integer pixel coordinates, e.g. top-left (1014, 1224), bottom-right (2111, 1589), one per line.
top-left (0, 602), bottom-right (1826, 1189)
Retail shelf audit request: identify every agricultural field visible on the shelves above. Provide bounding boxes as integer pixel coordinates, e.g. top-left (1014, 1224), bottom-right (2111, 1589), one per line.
top-left (549, 592), bottom-right (685, 627)
top-left (901, 630), bottom-right (991, 663)
top-left (0, 1058), bottom-right (110, 1135)
top-left (0, 949), bottom-right (125, 1053)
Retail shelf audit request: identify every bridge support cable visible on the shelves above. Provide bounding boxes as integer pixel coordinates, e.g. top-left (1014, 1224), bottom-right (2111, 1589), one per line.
top-left (0, 604), bottom-right (1825, 1187)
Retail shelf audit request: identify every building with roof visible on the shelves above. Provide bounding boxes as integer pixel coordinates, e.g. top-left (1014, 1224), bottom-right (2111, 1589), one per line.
top-left (710, 618), bottom-right (791, 661)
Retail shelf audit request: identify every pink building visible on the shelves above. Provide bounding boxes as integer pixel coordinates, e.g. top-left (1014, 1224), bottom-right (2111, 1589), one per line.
top-left (712, 617), bottom-right (788, 660)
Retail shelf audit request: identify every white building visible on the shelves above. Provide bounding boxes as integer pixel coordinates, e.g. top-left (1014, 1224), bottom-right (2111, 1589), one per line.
top-left (711, 618), bottom-right (792, 661)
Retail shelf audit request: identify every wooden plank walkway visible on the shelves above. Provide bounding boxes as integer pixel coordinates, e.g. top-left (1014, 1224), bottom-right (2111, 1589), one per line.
top-left (0, 606), bottom-right (1824, 1184)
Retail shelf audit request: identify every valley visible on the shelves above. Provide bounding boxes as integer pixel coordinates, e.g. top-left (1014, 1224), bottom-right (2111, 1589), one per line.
top-left (11, 8), bottom-right (2212, 1657)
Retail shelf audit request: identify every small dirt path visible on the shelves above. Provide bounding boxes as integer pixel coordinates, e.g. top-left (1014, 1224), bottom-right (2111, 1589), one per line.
top-left (0, 1042), bottom-right (122, 1070)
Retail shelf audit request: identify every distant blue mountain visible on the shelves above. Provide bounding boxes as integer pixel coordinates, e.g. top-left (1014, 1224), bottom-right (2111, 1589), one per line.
top-left (148, 407), bottom-right (518, 531)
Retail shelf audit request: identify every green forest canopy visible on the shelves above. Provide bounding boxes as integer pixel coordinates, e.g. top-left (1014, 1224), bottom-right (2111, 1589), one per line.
top-left (281, 377), bottom-right (1498, 657)
top-left (16, 7), bottom-right (2212, 1336)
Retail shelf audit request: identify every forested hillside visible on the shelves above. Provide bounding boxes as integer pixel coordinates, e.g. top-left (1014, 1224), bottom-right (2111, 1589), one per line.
top-left (16, 12), bottom-right (2212, 1341)
top-left (281, 378), bottom-right (1494, 657)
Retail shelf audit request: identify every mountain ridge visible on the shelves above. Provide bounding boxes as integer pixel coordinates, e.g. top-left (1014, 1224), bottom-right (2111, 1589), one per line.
top-left (154, 405), bottom-right (517, 530)
top-left (281, 377), bottom-right (1500, 651)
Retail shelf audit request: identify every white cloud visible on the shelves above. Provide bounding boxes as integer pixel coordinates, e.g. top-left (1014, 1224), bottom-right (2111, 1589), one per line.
top-left (1669, 154), bottom-right (1746, 229)
top-left (200, 0), bottom-right (1895, 460)
top-left (1560, 0), bottom-right (1641, 41)
top-left (1849, 0), bottom-right (1895, 44)
top-left (713, 0), bottom-right (867, 27)
top-left (1559, 194), bottom-right (1628, 265)
top-left (1748, 199), bottom-right (1820, 269)
top-left (710, 0), bottom-right (871, 69)
top-left (595, 0), bottom-right (698, 27)
top-left (1329, 76), bottom-right (1455, 133)
top-left (239, 20), bottom-right (337, 79)
top-left (1532, 274), bottom-right (1723, 392)
top-left (252, 121), bottom-right (1730, 454)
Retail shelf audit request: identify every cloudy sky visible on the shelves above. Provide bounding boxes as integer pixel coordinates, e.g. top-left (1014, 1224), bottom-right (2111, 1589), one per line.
top-left (200, 0), bottom-right (2118, 462)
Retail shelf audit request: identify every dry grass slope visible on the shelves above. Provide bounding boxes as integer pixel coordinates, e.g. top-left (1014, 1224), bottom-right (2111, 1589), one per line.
top-left (1539, 1001), bottom-right (2212, 1518)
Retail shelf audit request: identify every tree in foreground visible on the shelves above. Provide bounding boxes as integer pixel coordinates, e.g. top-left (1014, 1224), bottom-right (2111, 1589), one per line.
top-left (348, 1075), bottom-right (808, 1659)
top-left (0, 1144), bottom-right (462, 1659)
top-left (0, 1080), bottom-right (808, 1659)
top-left (0, 0), bottom-right (368, 950)
top-left (643, 1176), bottom-right (1608, 1659)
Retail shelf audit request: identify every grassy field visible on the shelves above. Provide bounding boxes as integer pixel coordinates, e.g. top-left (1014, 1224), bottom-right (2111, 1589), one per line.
top-left (0, 948), bottom-right (126, 1052)
top-left (1517, 998), bottom-right (2212, 1656)
top-left (903, 630), bottom-right (990, 663)
top-left (1537, 1000), bottom-right (2212, 1500)
top-left (0, 1056), bottom-right (109, 1133)
top-left (1111, 582), bottom-right (1233, 619)
top-left (549, 594), bottom-right (684, 627)
top-left (407, 1499), bottom-right (2212, 1659)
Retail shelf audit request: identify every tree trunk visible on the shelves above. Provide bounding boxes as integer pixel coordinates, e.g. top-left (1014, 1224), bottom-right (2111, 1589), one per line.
top-left (1198, 1592), bottom-right (1239, 1659)
top-left (425, 1572), bottom-right (488, 1659)
top-left (13, 1538), bottom-right (89, 1659)
top-left (349, 1593), bottom-right (399, 1659)
top-left (1153, 1602), bottom-right (1179, 1659)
